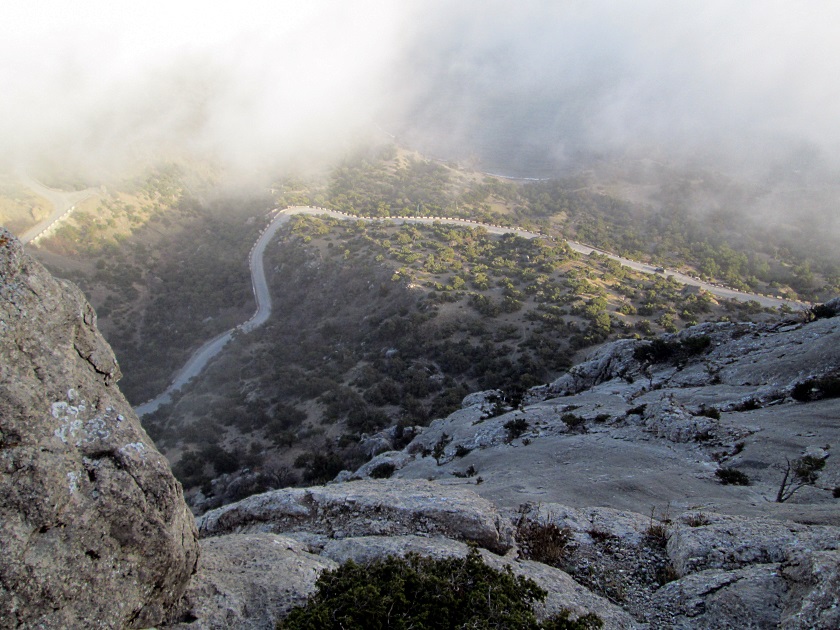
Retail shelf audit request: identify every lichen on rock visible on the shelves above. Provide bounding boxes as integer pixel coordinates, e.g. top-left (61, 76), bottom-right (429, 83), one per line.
top-left (0, 228), bottom-right (199, 628)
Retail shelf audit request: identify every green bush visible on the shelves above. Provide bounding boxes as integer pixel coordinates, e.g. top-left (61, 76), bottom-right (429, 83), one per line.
top-left (278, 547), bottom-right (603, 629)
top-left (776, 455), bottom-right (828, 502)
top-left (369, 462), bottom-right (396, 479)
top-left (810, 302), bottom-right (839, 319)
top-left (294, 451), bottom-right (346, 484)
top-left (561, 413), bottom-right (587, 434)
top-left (504, 418), bottom-right (530, 442)
top-left (454, 444), bottom-right (473, 458)
top-left (634, 338), bottom-right (677, 364)
top-left (715, 467), bottom-right (751, 486)
top-left (432, 433), bottom-right (453, 464)
top-left (680, 335), bottom-right (712, 355)
top-left (634, 336), bottom-right (711, 365)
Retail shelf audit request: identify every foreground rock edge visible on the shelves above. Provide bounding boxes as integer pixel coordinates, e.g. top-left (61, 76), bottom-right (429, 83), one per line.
top-left (1, 228), bottom-right (199, 629)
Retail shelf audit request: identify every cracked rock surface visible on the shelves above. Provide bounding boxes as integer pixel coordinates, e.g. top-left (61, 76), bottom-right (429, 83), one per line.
top-left (0, 228), bottom-right (199, 629)
top-left (164, 534), bottom-right (335, 630)
top-left (198, 478), bottom-right (516, 554)
top-left (359, 317), bottom-right (840, 522)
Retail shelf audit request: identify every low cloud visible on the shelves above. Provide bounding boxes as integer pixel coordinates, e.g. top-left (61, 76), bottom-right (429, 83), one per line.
top-left (0, 0), bottom-right (410, 179)
top-left (2, 1), bottom-right (839, 182)
top-left (389, 1), bottom-right (840, 176)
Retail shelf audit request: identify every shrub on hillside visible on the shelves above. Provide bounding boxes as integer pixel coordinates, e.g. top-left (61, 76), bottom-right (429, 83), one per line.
top-left (791, 372), bottom-right (840, 402)
top-left (293, 451), bottom-right (346, 484)
top-left (515, 519), bottom-right (575, 568)
top-left (504, 418), bottom-right (530, 442)
top-left (561, 413), bottom-right (587, 434)
top-left (369, 462), bottom-right (396, 479)
top-left (278, 547), bottom-right (603, 629)
top-left (634, 335), bottom-right (711, 365)
top-left (810, 300), bottom-right (840, 319)
top-left (715, 467), bottom-right (751, 486)
top-left (776, 455), bottom-right (828, 503)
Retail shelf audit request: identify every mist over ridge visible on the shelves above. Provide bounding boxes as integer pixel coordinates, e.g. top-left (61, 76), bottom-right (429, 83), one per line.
top-left (389, 1), bottom-right (840, 179)
top-left (2, 0), bottom-right (840, 190)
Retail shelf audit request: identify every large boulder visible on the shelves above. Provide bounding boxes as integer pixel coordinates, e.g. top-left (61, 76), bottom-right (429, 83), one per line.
top-left (164, 534), bottom-right (335, 630)
top-left (651, 564), bottom-right (787, 629)
top-left (0, 229), bottom-right (199, 628)
top-left (666, 512), bottom-right (839, 576)
top-left (780, 550), bottom-right (840, 629)
top-left (198, 479), bottom-right (515, 554)
top-left (526, 338), bottom-right (641, 402)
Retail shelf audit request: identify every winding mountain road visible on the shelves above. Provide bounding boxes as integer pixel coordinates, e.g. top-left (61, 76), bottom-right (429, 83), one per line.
top-left (134, 209), bottom-right (294, 416)
top-left (134, 205), bottom-right (807, 416)
top-left (295, 206), bottom-right (806, 310)
top-left (16, 173), bottom-right (99, 244)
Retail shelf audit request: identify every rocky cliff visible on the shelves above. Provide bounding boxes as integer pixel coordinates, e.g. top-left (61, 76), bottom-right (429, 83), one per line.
top-left (165, 305), bottom-right (840, 628)
top-left (0, 228), bottom-right (199, 628)
top-left (357, 311), bottom-right (840, 522)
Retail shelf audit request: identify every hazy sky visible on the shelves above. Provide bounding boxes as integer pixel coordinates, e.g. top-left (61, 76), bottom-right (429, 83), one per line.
top-left (2, 1), bottom-right (840, 179)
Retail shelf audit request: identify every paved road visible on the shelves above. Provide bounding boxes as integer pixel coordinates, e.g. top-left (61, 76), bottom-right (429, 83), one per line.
top-left (16, 173), bottom-right (99, 244)
top-left (294, 206), bottom-right (805, 309)
top-left (134, 330), bottom-right (236, 416)
top-left (135, 209), bottom-right (294, 416)
top-left (240, 210), bottom-right (295, 331)
top-left (560, 241), bottom-right (806, 310)
top-left (134, 205), bottom-right (807, 416)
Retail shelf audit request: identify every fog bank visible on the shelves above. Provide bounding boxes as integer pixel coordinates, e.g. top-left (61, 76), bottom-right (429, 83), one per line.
top-left (2, 1), bottom-right (840, 182)
top-left (389, 1), bottom-right (840, 177)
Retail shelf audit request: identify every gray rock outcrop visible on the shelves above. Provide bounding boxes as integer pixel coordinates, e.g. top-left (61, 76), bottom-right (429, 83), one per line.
top-left (198, 478), bottom-right (515, 554)
top-left (652, 563), bottom-right (788, 629)
top-left (525, 338), bottom-right (640, 401)
top-left (165, 534), bottom-right (335, 630)
top-left (0, 228), bottom-right (199, 628)
top-left (175, 484), bottom-right (638, 629)
top-left (350, 313), bottom-right (839, 520)
top-left (331, 310), bottom-right (840, 628)
top-left (780, 550), bottom-right (840, 629)
top-left (667, 513), bottom-right (839, 576)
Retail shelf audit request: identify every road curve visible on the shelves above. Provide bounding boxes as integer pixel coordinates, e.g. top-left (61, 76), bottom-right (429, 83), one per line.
top-left (134, 209), bottom-right (294, 416)
top-left (240, 210), bottom-right (296, 332)
top-left (289, 206), bottom-right (806, 310)
top-left (134, 205), bottom-right (808, 416)
top-left (16, 172), bottom-right (99, 244)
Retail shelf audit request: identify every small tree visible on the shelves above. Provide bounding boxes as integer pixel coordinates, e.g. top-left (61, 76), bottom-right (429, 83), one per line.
top-left (775, 455), bottom-right (828, 503)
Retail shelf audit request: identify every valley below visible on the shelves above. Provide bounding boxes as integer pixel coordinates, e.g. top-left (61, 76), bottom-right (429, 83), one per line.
top-left (3, 147), bottom-right (839, 628)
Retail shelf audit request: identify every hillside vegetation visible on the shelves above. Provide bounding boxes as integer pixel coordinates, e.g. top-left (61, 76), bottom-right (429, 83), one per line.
top-left (141, 212), bottom-right (780, 508)
top-left (9, 146), bottom-right (836, 508)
